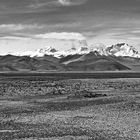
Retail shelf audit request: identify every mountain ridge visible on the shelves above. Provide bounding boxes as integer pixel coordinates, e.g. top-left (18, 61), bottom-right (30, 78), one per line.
top-left (6, 42), bottom-right (140, 59)
top-left (0, 43), bottom-right (140, 71)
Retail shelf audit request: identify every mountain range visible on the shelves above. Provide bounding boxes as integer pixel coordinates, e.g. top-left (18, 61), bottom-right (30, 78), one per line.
top-left (1, 42), bottom-right (140, 71)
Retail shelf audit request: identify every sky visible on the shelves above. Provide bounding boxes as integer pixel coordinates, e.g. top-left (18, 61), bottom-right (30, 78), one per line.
top-left (0, 0), bottom-right (140, 53)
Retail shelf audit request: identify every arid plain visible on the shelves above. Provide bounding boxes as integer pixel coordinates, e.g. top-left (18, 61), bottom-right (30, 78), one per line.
top-left (0, 74), bottom-right (140, 140)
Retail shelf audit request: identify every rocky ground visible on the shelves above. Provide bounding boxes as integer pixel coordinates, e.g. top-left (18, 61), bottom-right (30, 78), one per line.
top-left (0, 76), bottom-right (140, 140)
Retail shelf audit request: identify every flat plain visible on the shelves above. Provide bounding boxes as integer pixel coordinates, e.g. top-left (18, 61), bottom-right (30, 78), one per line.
top-left (0, 73), bottom-right (140, 140)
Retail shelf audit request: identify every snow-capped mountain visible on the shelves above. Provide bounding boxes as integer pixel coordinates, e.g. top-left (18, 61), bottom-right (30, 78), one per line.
top-left (53, 46), bottom-right (89, 57)
top-left (37, 47), bottom-right (58, 53)
top-left (1, 42), bottom-right (140, 72)
top-left (58, 40), bottom-right (89, 56)
top-left (90, 43), bottom-right (107, 55)
top-left (15, 39), bottom-right (89, 57)
top-left (3, 42), bottom-right (140, 58)
top-left (13, 46), bottom-right (58, 57)
top-left (105, 43), bottom-right (140, 58)
top-left (31, 47), bottom-right (58, 57)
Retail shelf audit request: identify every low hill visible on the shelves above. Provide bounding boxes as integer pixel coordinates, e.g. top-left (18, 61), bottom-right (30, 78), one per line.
top-left (0, 55), bottom-right (63, 71)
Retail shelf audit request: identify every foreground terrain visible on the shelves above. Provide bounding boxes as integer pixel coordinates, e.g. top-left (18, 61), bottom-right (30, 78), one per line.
top-left (0, 75), bottom-right (140, 140)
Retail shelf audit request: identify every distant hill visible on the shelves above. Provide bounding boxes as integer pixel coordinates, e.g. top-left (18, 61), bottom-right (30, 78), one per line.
top-left (61, 52), bottom-right (131, 71)
top-left (0, 55), bottom-right (63, 71)
top-left (1, 43), bottom-right (140, 71)
top-left (0, 52), bottom-right (131, 71)
top-left (0, 65), bottom-right (17, 71)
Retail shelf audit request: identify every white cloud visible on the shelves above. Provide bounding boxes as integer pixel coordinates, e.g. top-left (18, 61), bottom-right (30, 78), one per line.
top-left (35, 32), bottom-right (86, 40)
top-left (0, 36), bottom-right (31, 40)
top-left (58, 0), bottom-right (87, 6)
top-left (28, 0), bottom-right (57, 9)
top-left (0, 24), bottom-right (44, 32)
top-left (58, 0), bottom-right (71, 6)
top-left (0, 24), bottom-right (24, 31)
top-left (27, 0), bottom-right (87, 11)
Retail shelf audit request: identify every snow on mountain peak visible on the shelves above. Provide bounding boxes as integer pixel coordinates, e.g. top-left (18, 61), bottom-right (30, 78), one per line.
top-left (26, 46), bottom-right (57, 57)
top-left (55, 39), bottom-right (89, 56)
top-left (4, 41), bottom-right (140, 58)
top-left (36, 46), bottom-right (58, 53)
top-left (106, 43), bottom-right (140, 58)
top-left (78, 46), bottom-right (88, 52)
top-left (89, 43), bottom-right (106, 55)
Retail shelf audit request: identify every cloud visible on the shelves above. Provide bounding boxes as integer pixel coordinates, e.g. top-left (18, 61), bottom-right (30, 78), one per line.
top-left (58, 0), bottom-right (87, 6)
top-left (0, 24), bottom-right (24, 32)
top-left (52, 22), bottom-right (81, 28)
top-left (28, 0), bottom-right (87, 9)
top-left (28, 0), bottom-right (57, 9)
top-left (0, 24), bottom-right (45, 32)
top-left (58, 0), bottom-right (71, 6)
top-left (0, 36), bottom-right (31, 41)
top-left (35, 32), bottom-right (86, 40)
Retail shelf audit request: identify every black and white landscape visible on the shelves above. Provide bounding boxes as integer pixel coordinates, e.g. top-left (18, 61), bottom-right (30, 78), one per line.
top-left (0, 0), bottom-right (140, 140)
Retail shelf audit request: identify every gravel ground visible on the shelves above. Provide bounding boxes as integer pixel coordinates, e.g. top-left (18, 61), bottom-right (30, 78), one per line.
top-left (0, 77), bottom-right (140, 140)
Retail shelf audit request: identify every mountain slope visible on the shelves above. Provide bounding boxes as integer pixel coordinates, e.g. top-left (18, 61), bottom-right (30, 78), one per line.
top-left (0, 52), bottom-right (131, 71)
top-left (61, 52), bottom-right (131, 71)
top-left (107, 55), bottom-right (140, 71)
top-left (0, 55), bottom-right (62, 71)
